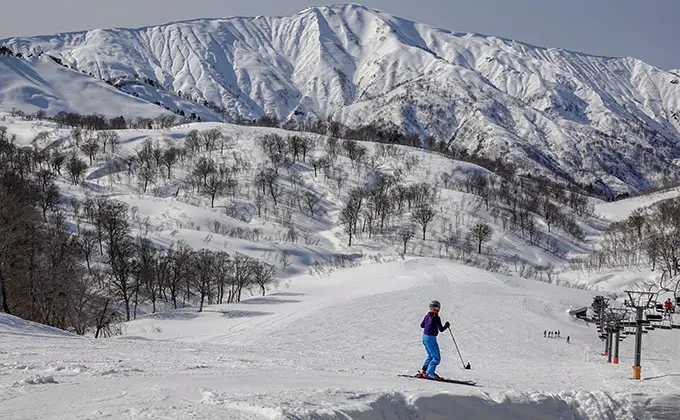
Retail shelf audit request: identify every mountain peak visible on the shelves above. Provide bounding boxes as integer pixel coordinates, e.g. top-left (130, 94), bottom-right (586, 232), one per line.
top-left (2, 6), bottom-right (680, 194)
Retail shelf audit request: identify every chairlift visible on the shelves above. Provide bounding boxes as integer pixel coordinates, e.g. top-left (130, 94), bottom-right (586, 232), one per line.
top-left (646, 314), bottom-right (663, 322)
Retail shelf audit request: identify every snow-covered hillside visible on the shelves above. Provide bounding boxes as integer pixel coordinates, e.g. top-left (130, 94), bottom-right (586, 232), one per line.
top-left (0, 54), bottom-right (223, 121)
top-left (1, 115), bottom-right (591, 280)
top-left (0, 55), bottom-right (170, 118)
top-left (1, 112), bottom-right (678, 417)
top-left (2, 259), bottom-right (679, 419)
top-left (3, 4), bottom-right (680, 193)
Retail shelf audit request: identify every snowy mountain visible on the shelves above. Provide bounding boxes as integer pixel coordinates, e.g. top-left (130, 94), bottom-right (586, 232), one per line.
top-left (3, 4), bottom-right (680, 193)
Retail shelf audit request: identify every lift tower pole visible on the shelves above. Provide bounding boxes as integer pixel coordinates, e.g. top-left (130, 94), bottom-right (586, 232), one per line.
top-left (624, 291), bottom-right (657, 380)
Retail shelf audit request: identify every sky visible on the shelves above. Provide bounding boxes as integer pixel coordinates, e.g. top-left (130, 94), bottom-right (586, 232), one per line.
top-left (0, 0), bottom-right (677, 69)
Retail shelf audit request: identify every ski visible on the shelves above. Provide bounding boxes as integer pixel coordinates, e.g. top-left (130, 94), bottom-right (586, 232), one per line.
top-left (398, 374), bottom-right (478, 386)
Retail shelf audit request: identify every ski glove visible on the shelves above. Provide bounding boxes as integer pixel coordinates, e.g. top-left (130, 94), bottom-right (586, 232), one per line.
top-left (444, 321), bottom-right (450, 330)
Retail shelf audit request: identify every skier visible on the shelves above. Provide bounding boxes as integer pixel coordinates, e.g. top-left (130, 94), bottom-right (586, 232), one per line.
top-left (418, 300), bottom-right (450, 380)
top-left (566, 336), bottom-right (570, 343)
top-left (544, 330), bottom-right (547, 338)
top-left (557, 330), bottom-right (560, 338)
top-left (664, 298), bottom-right (673, 313)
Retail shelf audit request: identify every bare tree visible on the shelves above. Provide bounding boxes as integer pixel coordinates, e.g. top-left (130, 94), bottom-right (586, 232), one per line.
top-left (303, 191), bottom-right (322, 217)
top-left (161, 147), bottom-right (180, 179)
top-left (469, 222), bottom-right (493, 254)
top-left (201, 128), bottom-right (222, 155)
top-left (192, 250), bottom-right (215, 312)
top-left (50, 151), bottom-right (66, 176)
top-left (229, 253), bottom-right (256, 303)
top-left (66, 155), bottom-right (88, 185)
top-left (137, 165), bottom-right (157, 193)
top-left (309, 156), bottom-right (329, 178)
top-left (97, 131), bottom-right (120, 154)
top-left (412, 205), bottom-right (437, 240)
top-left (339, 197), bottom-right (362, 246)
top-left (35, 169), bottom-right (60, 222)
top-left (253, 262), bottom-right (276, 296)
top-left (398, 225), bottom-right (415, 255)
top-left (107, 235), bottom-right (137, 321)
top-left (192, 157), bottom-right (216, 191)
top-left (185, 130), bottom-right (201, 155)
top-left (167, 242), bottom-right (191, 309)
top-left (75, 230), bottom-right (99, 274)
top-left (204, 173), bottom-right (225, 208)
top-left (134, 238), bottom-right (160, 314)
top-left (80, 137), bottom-right (100, 165)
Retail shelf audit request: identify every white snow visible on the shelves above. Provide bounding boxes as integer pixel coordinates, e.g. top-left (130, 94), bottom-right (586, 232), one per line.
top-left (1, 258), bottom-right (678, 419)
top-left (3, 4), bottom-right (680, 192)
top-left (1, 63), bottom-right (679, 415)
top-left (0, 55), bottom-right (170, 118)
top-left (595, 186), bottom-right (680, 222)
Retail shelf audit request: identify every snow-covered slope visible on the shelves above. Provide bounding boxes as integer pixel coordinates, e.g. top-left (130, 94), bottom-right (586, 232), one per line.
top-left (1, 258), bottom-right (678, 419)
top-left (0, 55), bottom-right (172, 118)
top-left (0, 54), bottom-right (223, 121)
top-left (3, 4), bottom-right (680, 193)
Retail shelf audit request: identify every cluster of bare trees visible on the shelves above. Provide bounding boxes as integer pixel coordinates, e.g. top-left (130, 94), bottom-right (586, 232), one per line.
top-left (79, 197), bottom-right (277, 319)
top-left (0, 127), bottom-right (278, 334)
top-left (128, 138), bottom-right (183, 193)
top-left (589, 200), bottom-right (680, 278)
top-left (460, 172), bottom-right (589, 248)
top-left (0, 129), bottom-right (108, 334)
top-left (180, 129), bottom-right (242, 206)
top-left (339, 175), bottom-right (438, 247)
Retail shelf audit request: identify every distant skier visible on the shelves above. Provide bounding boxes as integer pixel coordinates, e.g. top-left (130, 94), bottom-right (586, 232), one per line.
top-left (557, 330), bottom-right (561, 338)
top-left (544, 330), bottom-right (547, 338)
top-left (567, 336), bottom-right (570, 343)
top-left (418, 300), bottom-right (450, 380)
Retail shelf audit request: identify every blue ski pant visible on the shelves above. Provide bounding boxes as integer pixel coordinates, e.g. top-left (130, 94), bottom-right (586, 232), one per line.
top-left (422, 334), bottom-right (441, 375)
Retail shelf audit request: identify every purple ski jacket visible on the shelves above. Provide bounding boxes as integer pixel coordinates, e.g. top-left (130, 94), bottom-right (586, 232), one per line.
top-left (421, 311), bottom-right (446, 336)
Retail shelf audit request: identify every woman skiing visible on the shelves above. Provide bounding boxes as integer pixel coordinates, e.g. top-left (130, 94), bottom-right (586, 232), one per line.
top-left (418, 300), bottom-right (450, 379)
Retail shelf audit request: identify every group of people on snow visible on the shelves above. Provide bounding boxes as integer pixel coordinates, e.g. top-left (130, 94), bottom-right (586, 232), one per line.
top-left (544, 330), bottom-right (569, 342)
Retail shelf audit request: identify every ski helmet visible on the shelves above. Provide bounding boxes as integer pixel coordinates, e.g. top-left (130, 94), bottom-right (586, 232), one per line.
top-left (429, 300), bottom-right (441, 310)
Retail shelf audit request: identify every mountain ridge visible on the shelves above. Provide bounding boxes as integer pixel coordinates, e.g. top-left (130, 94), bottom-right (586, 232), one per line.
top-left (2, 3), bottom-right (680, 194)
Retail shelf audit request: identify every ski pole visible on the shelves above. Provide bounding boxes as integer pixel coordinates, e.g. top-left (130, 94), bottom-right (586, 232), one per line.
top-left (449, 328), bottom-right (471, 370)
